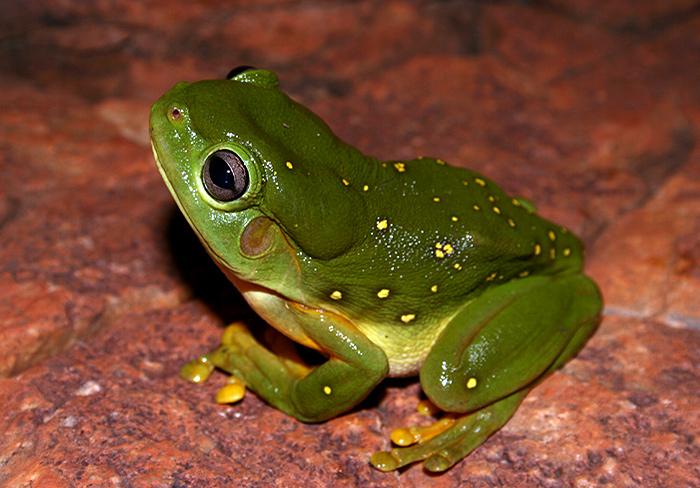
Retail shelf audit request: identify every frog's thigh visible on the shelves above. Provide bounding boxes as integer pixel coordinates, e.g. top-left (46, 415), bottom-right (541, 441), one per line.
top-left (209, 309), bottom-right (389, 423)
top-left (420, 273), bottom-right (601, 413)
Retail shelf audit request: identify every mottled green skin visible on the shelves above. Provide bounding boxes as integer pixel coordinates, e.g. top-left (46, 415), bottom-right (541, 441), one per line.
top-left (150, 69), bottom-right (602, 472)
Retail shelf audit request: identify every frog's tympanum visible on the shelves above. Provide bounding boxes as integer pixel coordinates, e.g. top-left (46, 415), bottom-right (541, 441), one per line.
top-left (150, 67), bottom-right (602, 472)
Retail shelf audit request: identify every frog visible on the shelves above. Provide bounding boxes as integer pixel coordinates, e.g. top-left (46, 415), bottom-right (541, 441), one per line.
top-left (149, 67), bottom-right (602, 473)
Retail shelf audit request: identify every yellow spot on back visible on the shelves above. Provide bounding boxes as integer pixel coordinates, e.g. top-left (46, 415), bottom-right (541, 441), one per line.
top-left (473, 204), bottom-right (481, 211)
top-left (377, 289), bottom-right (390, 299)
top-left (534, 243), bottom-right (542, 256)
top-left (435, 249), bottom-right (445, 259)
top-left (563, 248), bottom-right (572, 257)
top-left (342, 178), bottom-right (350, 186)
top-left (400, 314), bottom-right (416, 324)
top-left (519, 270), bottom-right (530, 277)
top-left (433, 196), bottom-right (441, 203)
top-left (443, 243), bottom-right (454, 255)
top-left (363, 184), bottom-right (369, 192)
top-left (394, 162), bottom-right (406, 172)
top-left (436, 159), bottom-right (446, 165)
top-left (435, 242), bottom-right (443, 249)
top-left (285, 161), bottom-right (294, 169)
top-left (323, 386), bottom-right (332, 395)
top-left (550, 248), bottom-right (556, 259)
top-left (330, 290), bottom-right (343, 300)
top-left (488, 195), bottom-right (496, 202)
top-left (376, 219), bottom-right (389, 230)
top-left (466, 377), bottom-right (478, 389)
top-left (475, 177), bottom-right (486, 187)
top-left (485, 271), bottom-right (497, 281)
top-left (430, 285), bottom-right (438, 293)
top-left (512, 198), bottom-right (521, 206)
top-left (492, 206), bottom-right (501, 214)
top-left (462, 180), bottom-right (469, 186)
top-left (548, 230), bottom-right (556, 241)
top-left (507, 218), bottom-right (516, 227)
top-left (453, 263), bottom-right (463, 270)
top-left (451, 216), bottom-right (459, 222)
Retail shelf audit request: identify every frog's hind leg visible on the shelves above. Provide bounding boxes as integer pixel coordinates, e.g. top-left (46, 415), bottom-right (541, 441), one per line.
top-left (371, 273), bottom-right (601, 472)
top-left (371, 388), bottom-right (529, 472)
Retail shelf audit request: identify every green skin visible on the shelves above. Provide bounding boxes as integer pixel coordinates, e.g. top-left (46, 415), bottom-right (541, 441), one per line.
top-left (150, 69), bottom-right (602, 472)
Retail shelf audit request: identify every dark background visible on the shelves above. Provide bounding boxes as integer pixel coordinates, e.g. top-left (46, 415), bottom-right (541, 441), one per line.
top-left (1, 1), bottom-right (699, 486)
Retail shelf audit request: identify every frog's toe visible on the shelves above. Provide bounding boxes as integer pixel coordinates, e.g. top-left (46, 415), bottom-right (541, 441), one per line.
top-left (389, 417), bottom-right (456, 446)
top-left (180, 355), bottom-right (215, 384)
top-left (220, 321), bottom-right (249, 346)
top-left (215, 376), bottom-right (247, 404)
top-left (370, 415), bottom-right (470, 472)
top-left (179, 322), bottom-right (251, 384)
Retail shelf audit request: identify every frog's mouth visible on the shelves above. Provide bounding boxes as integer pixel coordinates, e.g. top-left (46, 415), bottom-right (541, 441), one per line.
top-left (151, 140), bottom-right (236, 274)
top-left (151, 140), bottom-right (196, 231)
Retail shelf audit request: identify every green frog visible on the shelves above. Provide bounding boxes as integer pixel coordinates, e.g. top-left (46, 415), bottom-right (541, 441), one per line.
top-left (149, 67), bottom-right (602, 472)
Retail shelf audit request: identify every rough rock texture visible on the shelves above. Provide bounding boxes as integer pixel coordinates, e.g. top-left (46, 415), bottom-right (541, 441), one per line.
top-left (1, 1), bottom-right (699, 486)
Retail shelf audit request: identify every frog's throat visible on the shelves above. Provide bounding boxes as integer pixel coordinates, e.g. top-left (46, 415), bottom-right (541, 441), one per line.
top-left (226, 274), bottom-right (328, 353)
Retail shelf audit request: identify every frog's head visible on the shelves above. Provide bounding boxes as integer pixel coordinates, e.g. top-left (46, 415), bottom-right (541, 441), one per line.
top-left (150, 67), bottom-right (365, 287)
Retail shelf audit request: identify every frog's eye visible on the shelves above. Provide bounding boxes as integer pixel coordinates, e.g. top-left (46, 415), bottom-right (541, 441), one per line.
top-left (227, 66), bottom-right (279, 88)
top-left (202, 150), bottom-right (249, 202)
top-left (226, 66), bottom-right (256, 80)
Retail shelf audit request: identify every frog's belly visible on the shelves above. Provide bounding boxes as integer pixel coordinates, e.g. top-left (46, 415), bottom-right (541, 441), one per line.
top-left (355, 319), bottom-right (450, 377)
top-left (231, 275), bottom-right (450, 377)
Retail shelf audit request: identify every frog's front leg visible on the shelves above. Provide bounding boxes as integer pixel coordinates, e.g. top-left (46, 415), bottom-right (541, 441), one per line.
top-left (372, 273), bottom-right (602, 472)
top-left (185, 299), bottom-right (390, 423)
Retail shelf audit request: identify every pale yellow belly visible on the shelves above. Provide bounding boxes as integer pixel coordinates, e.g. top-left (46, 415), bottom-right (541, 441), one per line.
top-left (231, 275), bottom-right (451, 378)
top-left (354, 318), bottom-right (451, 377)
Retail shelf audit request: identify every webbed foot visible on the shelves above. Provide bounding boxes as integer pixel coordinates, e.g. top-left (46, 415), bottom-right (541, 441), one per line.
top-left (179, 318), bottom-right (389, 422)
top-left (179, 322), bottom-right (250, 405)
top-left (370, 390), bottom-right (527, 472)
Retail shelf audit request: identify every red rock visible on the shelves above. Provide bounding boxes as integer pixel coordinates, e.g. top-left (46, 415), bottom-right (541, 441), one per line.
top-left (588, 150), bottom-right (700, 325)
top-left (542, 0), bottom-right (700, 30)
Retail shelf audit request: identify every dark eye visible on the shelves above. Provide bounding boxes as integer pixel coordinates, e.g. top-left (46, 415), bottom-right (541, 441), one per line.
top-left (202, 150), bottom-right (249, 202)
top-left (226, 66), bottom-right (256, 79)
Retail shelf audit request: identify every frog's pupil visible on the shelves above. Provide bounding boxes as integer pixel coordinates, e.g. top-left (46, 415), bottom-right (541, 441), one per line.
top-left (209, 155), bottom-right (234, 189)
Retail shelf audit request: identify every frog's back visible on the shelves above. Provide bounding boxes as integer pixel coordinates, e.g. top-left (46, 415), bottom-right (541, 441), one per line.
top-left (299, 157), bottom-right (584, 374)
top-left (367, 158), bottom-right (583, 279)
top-left (314, 157), bottom-right (583, 309)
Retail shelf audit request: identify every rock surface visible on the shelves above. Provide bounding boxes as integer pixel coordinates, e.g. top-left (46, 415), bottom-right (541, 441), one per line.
top-left (1, 1), bottom-right (699, 486)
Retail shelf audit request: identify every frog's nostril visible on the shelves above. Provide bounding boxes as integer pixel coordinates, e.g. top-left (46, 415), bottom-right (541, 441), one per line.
top-left (167, 105), bottom-right (184, 123)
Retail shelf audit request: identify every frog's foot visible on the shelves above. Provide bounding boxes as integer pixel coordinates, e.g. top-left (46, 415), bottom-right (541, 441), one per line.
top-left (179, 322), bottom-right (302, 413)
top-left (215, 375), bottom-right (247, 404)
top-left (180, 351), bottom-right (248, 405)
top-left (370, 389), bottom-right (527, 472)
top-left (183, 319), bottom-right (388, 422)
top-left (179, 322), bottom-right (253, 405)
